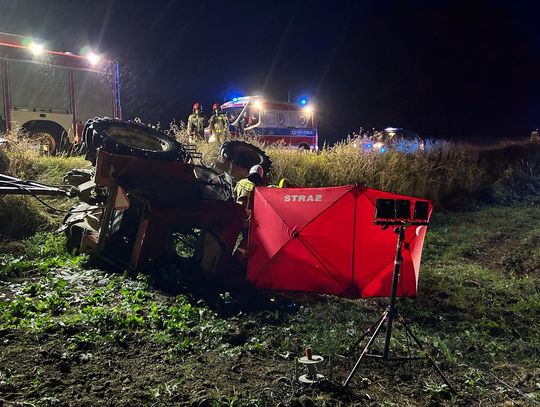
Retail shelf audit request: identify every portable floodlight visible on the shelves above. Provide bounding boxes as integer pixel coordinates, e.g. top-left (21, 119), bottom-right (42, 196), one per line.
top-left (375, 199), bottom-right (411, 221)
top-left (375, 198), bottom-right (395, 219)
top-left (375, 198), bottom-right (429, 225)
top-left (396, 199), bottom-right (411, 220)
top-left (414, 200), bottom-right (429, 222)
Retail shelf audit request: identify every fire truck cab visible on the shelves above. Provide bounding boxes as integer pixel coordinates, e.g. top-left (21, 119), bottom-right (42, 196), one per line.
top-left (221, 96), bottom-right (318, 150)
top-left (0, 32), bottom-right (121, 153)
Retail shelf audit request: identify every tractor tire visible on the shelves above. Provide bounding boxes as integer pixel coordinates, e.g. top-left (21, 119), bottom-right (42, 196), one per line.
top-left (216, 140), bottom-right (272, 180)
top-left (83, 118), bottom-right (187, 165)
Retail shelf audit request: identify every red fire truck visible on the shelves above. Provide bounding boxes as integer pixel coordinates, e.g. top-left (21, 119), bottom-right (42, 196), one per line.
top-left (221, 95), bottom-right (318, 150)
top-left (0, 32), bottom-right (121, 153)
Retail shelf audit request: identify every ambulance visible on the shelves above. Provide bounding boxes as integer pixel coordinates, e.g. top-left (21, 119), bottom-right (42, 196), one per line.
top-left (221, 95), bottom-right (318, 150)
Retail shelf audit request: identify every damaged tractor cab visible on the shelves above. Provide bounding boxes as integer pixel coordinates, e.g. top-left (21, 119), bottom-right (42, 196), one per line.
top-left (62, 118), bottom-right (272, 277)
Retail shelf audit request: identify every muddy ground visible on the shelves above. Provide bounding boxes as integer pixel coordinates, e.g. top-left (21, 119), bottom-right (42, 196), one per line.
top-left (1, 277), bottom-right (537, 407)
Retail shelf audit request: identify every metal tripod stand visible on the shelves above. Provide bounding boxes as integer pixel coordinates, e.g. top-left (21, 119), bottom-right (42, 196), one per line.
top-left (342, 222), bottom-right (455, 393)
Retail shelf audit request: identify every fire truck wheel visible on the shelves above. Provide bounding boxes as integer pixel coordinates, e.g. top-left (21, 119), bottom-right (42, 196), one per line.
top-left (218, 140), bottom-right (272, 176)
top-left (83, 118), bottom-right (186, 164)
top-left (28, 127), bottom-right (62, 155)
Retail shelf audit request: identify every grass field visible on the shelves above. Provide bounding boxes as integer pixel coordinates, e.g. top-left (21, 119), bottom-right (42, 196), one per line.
top-left (0, 138), bottom-right (539, 405)
top-left (0, 205), bottom-right (538, 406)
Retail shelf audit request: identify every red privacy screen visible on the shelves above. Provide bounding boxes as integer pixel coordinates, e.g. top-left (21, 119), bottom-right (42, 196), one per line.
top-left (246, 185), bottom-right (432, 298)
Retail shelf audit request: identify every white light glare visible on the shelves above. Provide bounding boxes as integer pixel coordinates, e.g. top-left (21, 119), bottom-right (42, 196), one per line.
top-left (253, 100), bottom-right (263, 109)
top-left (303, 105), bottom-right (315, 114)
top-left (87, 52), bottom-right (101, 65)
top-left (29, 42), bottom-right (44, 55)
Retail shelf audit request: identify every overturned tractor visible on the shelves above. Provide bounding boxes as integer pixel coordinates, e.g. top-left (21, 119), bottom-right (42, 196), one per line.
top-left (57, 118), bottom-right (272, 275)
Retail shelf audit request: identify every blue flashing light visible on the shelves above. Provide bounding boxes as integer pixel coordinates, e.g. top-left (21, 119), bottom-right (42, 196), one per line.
top-left (297, 95), bottom-right (309, 106)
top-left (228, 91), bottom-right (242, 103)
top-left (365, 143), bottom-right (372, 149)
top-left (380, 147), bottom-right (387, 153)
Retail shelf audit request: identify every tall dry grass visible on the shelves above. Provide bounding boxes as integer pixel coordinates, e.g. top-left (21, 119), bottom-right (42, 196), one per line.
top-left (0, 138), bottom-right (90, 240)
top-left (176, 125), bottom-right (539, 208)
top-left (265, 141), bottom-right (489, 204)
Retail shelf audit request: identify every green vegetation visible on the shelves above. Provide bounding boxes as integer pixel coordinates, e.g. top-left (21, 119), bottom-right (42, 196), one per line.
top-left (0, 233), bottom-right (87, 280)
top-left (0, 233), bottom-right (228, 351)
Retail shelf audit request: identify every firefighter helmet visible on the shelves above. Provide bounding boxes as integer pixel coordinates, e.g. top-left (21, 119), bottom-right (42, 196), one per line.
top-left (193, 102), bottom-right (201, 111)
top-left (212, 103), bottom-right (220, 111)
top-left (249, 164), bottom-right (264, 178)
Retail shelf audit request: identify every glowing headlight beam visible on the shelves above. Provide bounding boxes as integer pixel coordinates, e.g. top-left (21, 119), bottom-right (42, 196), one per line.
top-left (303, 105), bottom-right (315, 114)
top-left (87, 52), bottom-right (101, 65)
top-left (29, 42), bottom-right (44, 55)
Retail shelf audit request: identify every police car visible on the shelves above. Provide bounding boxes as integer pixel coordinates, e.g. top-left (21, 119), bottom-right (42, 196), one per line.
top-left (356, 128), bottom-right (425, 153)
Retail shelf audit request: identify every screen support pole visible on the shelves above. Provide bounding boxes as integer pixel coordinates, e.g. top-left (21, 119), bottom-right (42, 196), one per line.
top-left (342, 222), bottom-right (455, 393)
top-left (383, 224), bottom-right (405, 359)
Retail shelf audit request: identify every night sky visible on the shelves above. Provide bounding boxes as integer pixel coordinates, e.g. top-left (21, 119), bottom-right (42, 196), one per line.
top-left (1, 0), bottom-right (539, 144)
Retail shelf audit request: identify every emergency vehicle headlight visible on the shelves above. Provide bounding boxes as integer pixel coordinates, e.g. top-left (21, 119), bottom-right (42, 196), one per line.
top-left (253, 100), bottom-right (263, 110)
top-left (87, 52), bottom-right (101, 65)
top-left (29, 42), bottom-right (44, 55)
top-left (303, 105), bottom-right (314, 114)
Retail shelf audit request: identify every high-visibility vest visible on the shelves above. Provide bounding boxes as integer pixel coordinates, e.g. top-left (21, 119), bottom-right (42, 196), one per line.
top-left (234, 178), bottom-right (255, 207)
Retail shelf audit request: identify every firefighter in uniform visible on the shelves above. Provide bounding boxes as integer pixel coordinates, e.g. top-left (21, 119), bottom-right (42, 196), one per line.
top-left (233, 164), bottom-right (265, 259)
top-left (187, 102), bottom-right (206, 141)
top-left (234, 165), bottom-right (264, 209)
top-left (208, 102), bottom-right (230, 144)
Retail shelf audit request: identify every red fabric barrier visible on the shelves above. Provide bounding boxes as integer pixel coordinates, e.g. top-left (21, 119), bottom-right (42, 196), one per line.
top-left (247, 185), bottom-right (432, 298)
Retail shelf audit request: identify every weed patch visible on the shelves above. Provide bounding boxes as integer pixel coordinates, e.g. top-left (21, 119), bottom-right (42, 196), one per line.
top-left (0, 233), bottom-right (87, 280)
